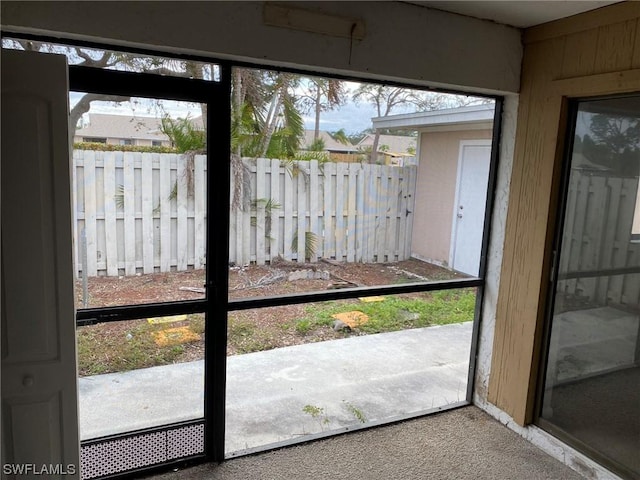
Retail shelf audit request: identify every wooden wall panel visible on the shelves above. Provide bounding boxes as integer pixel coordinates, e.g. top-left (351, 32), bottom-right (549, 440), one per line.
top-left (560, 29), bottom-right (598, 79)
top-left (594, 20), bottom-right (637, 73)
top-left (632, 18), bottom-right (640, 69)
top-left (524, 1), bottom-right (640, 44)
top-left (488, 38), bottom-right (566, 422)
top-left (488, 1), bottom-right (640, 425)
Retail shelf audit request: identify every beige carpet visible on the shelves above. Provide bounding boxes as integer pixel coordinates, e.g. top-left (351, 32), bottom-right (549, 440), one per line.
top-left (147, 406), bottom-right (583, 480)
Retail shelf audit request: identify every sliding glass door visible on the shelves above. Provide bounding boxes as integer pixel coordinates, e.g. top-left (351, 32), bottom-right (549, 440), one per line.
top-left (539, 95), bottom-right (640, 479)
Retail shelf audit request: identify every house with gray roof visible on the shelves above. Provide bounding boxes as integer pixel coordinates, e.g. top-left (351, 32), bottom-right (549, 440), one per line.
top-left (301, 130), bottom-right (356, 153)
top-left (357, 133), bottom-right (417, 156)
top-left (74, 113), bottom-right (172, 147)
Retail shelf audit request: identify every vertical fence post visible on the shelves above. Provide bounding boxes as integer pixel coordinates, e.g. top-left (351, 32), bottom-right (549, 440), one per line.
top-left (81, 227), bottom-right (88, 308)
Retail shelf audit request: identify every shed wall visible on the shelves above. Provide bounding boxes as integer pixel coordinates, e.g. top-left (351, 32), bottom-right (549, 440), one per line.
top-left (411, 129), bottom-right (493, 266)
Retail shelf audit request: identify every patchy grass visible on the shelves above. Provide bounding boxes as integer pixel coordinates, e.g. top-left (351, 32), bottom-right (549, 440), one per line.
top-left (189, 315), bottom-right (206, 335)
top-left (294, 316), bottom-right (332, 334)
top-left (295, 289), bottom-right (476, 336)
top-left (227, 314), bottom-right (284, 354)
top-left (77, 314), bottom-right (204, 376)
top-left (77, 289), bottom-right (476, 376)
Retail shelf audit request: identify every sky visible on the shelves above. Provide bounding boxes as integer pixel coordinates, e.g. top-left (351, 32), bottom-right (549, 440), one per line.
top-left (71, 91), bottom-right (398, 135)
top-left (71, 79), bottom-right (477, 136)
top-left (17, 39), bottom-right (468, 135)
top-left (303, 101), bottom-right (389, 134)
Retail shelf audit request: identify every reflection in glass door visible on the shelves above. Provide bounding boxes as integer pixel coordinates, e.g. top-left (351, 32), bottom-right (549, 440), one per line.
top-left (539, 96), bottom-right (640, 479)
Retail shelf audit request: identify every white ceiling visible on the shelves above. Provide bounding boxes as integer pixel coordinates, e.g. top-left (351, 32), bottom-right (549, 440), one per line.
top-left (404, 1), bottom-right (622, 28)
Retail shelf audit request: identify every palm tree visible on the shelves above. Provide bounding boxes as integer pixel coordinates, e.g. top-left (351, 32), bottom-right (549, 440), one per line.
top-left (230, 68), bottom-right (305, 210)
top-left (231, 69), bottom-right (304, 159)
top-left (330, 128), bottom-right (351, 146)
top-left (160, 116), bottom-right (205, 152)
top-left (300, 78), bottom-right (346, 142)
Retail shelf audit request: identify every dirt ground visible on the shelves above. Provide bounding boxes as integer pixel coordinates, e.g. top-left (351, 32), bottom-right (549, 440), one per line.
top-left (77, 258), bottom-right (463, 308)
top-left (75, 258), bottom-right (466, 369)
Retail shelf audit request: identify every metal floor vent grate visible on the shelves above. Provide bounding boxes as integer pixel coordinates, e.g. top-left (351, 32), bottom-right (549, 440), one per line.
top-left (80, 422), bottom-right (204, 479)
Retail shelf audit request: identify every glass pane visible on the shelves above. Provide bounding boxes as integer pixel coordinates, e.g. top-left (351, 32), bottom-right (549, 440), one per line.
top-left (229, 67), bottom-right (495, 299)
top-left (2, 38), bottom-right (220, 80)
top-left (541, 96), bottom-right (640, 476)
top-left (225, 289), bottom-right (475, 455)
top-left (71, 94), bottom-right (207, 308)
top-left (78, 313), bottom-right (205, 440)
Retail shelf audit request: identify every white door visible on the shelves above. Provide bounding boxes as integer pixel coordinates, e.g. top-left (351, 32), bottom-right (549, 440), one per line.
top-left (1, 50), bottom-right (80, 478)
top-left (450, 141), bottom-right (492, 276)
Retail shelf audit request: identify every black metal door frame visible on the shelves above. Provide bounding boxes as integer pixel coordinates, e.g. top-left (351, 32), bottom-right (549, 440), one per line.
top-left (70, 64), bottom-right (232, 466)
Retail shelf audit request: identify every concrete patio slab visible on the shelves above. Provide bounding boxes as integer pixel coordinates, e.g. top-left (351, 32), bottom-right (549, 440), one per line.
top-left (79, 322), bottom-right (473, 451)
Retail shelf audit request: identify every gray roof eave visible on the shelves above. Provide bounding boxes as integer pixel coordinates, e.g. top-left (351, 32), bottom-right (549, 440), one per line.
top-left (371, 105), bottom-right (495, 130)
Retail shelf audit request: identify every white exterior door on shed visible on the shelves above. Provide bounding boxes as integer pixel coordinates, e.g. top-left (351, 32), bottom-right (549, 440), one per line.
top-left (450, 140), bottom-right (492, 276)
top-left (1, 49), bottom-right (80, 477)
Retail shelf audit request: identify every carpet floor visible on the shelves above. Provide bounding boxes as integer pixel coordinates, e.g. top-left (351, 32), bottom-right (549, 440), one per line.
top-left (146, 406), bottom-right (584, 480)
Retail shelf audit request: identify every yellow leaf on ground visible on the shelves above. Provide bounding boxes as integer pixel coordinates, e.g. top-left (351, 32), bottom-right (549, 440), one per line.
top-left (153, 326), bottom-right (200, 347)
top-left (331, 311), bottom-right (369, 329)
top-left (147, 314), bottom-right (188, 325)
top-left (359, 296), bottom-right (385, 303)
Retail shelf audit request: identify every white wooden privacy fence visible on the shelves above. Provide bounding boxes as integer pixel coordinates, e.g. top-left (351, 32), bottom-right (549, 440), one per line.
top-left (73, 151), bottom-right (417, 277)
top-left (557, 169), bottom-right (640, 307)
top-left (230, 157), bottom-right (417, 266)
top-left (73, 150), bottom-right (207, 278)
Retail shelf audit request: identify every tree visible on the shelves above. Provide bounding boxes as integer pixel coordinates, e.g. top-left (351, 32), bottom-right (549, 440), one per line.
top-left (352, 84), bottom-right (494, 163)
top-left (419, 93), bottom-right (493, 110)
top-left (160, 116), bottom-right (205, 153)
top-left (299, 78), bottom-right (346, 142)
top-left (4, 40), bottom-right (308, 213)
top-left (231, 69), bottom-right (304, 159)
top-left (308, 138), bottom-right (326, 152)
top-left (3, 39), bottom-right (210, 144)
top-left (230, 69), bottom-right (306, 210)
top-left (159, 116), bottom-right (206, 198)
top-left (257, 73), bottom-right (304, 158)
top-left (329, 128), bottom-right (351, 146)
top-left (347, 129), bottom-right (373, 145)
top-left (582, 113), bottom-right (640, 176)
top-left (352, 85), bottom-right (423, 163)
